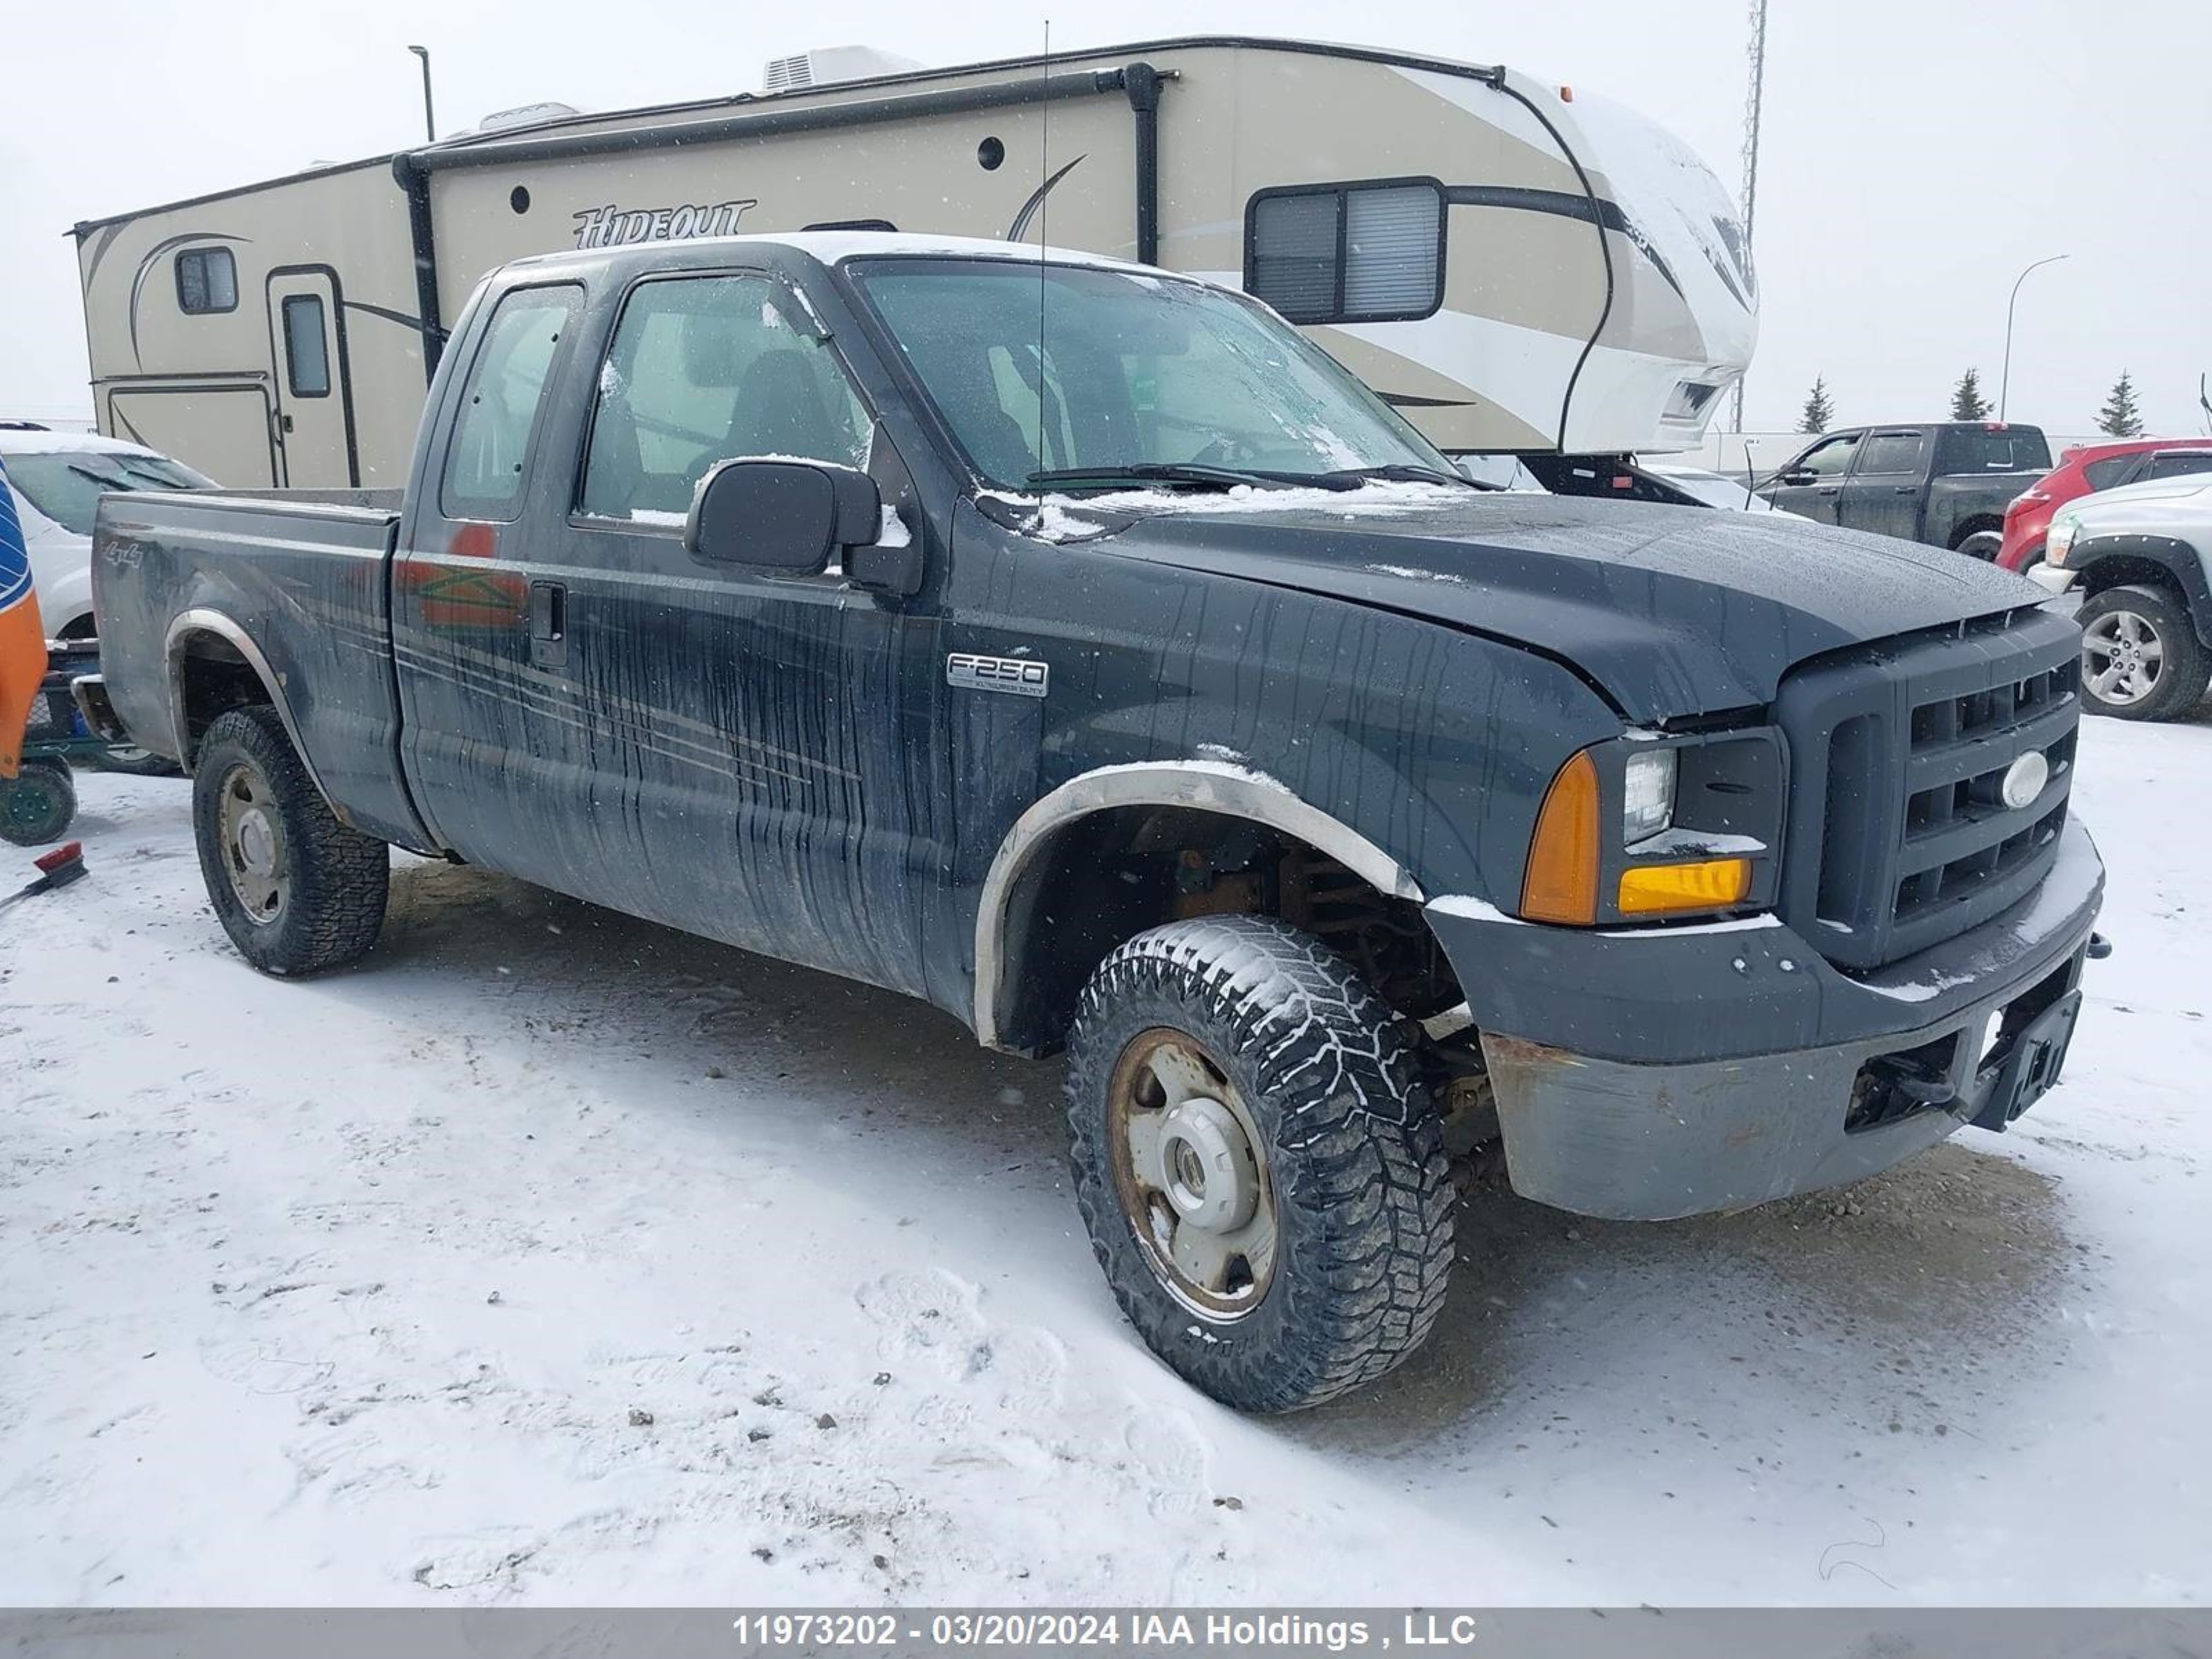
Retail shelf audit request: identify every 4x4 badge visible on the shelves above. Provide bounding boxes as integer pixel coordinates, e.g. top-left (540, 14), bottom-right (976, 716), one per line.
top-left (946, 653), bottom-right (1049, 698)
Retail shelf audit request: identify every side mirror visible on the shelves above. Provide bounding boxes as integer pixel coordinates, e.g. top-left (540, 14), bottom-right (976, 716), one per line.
top-left (685, 458), bottom-right (879, 574)
top-left (1778, 467), bottom-right (1817, 487)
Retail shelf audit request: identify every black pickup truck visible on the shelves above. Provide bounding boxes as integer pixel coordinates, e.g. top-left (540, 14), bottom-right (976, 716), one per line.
top-left (1760, 422), bottom-right (2053, 557)
top-left (82, 235), bottom-right (2104, 1412)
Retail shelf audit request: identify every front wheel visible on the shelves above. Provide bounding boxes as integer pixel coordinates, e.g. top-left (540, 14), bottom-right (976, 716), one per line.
top-left (2077, 585), bottom-right (2209, 722)
top-left (1063, 915), bottom-right (1456, 1412)
top-left (191, 706), bottom-right (390, 974)
top-left (1956, 529), bottom-right (2004, 562)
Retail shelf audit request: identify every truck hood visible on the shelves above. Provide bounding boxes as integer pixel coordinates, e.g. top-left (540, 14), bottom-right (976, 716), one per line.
top-left (1061, 490), bottom-right (2047, 721)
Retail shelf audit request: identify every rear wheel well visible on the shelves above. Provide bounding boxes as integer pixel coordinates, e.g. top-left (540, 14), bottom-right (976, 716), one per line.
top-left (1949, 514), bottom-right (2004, 549)
top-left (992, 805), bottom-right (1463, 1056)
top-left (174, 632), bottom-right (275, 764)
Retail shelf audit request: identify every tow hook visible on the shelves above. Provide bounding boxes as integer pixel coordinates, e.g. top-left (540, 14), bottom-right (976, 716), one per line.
top-left (2087, 932), bottom-right (2113, 961)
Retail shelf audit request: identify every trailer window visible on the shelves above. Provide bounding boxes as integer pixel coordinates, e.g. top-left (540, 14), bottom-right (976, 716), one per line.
top-left (1246, 181), bottom-right (1443, 324)
top-left (176, 247), bottom-right (238, 315)
top-left (440, 285), bottom-right (581, 521)
top-left (579, 275), bottom-right (872, 523)
top-left (281, 295), bottom-right (331, 398)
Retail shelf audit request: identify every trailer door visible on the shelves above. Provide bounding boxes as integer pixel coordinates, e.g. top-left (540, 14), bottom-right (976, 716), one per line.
top-left (266, 270), bottom-right (357, 487)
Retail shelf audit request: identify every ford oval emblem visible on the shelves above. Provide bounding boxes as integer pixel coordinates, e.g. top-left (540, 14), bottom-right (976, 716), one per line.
top-left (2001, 751), bottom-right (2050, 811)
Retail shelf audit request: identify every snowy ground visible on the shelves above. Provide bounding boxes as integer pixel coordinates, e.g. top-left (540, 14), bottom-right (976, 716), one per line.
top-left (2, 711), bottom-right (2207, 1607)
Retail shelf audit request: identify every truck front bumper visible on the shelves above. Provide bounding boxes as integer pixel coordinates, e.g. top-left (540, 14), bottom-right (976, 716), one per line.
top-left (1425, 818), bottom-right (2104, 1221)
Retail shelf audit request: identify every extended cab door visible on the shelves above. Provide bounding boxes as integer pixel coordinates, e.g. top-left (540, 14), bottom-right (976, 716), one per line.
top-left (1837, 427), bottom-right (1931, 542)
top-left (1764, 430), bottom-right (1858, 524)
top-left (403, 263), bottom-right (942, 998)
top-left (391, 281), bottom-right (585, 872)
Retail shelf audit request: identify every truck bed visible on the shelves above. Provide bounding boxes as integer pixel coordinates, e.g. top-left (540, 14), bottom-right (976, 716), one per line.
top-left (92, 488), bottom-right (429, 847)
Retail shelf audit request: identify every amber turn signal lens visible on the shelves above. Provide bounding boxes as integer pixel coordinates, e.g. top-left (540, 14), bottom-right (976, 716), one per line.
top-left (1618, 858), bottom-right (1752, 916)
top-left (1521, 749), bottom-right (1602, 924)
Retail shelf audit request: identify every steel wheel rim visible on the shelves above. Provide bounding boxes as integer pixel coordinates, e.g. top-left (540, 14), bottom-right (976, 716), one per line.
top-left (1107, 1027), bottom-right (1279, 1320)
top-left (218, 761), bottom-right (290, 925)
top-left (6, 782), bottom-right (59, 834)
top-left (2083, 609), bottom-right (2165, 706)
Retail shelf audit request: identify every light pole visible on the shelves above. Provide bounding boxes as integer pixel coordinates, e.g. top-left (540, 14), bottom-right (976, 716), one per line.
top-left (407, 45), bottom-right (435, 144)
top-left (2000, 254), bottom-right (2069, 421)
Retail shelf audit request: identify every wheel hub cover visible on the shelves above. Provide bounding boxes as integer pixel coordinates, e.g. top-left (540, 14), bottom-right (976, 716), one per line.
top-left (1152, 1096), bottom-right (1260, 1233)
top-left (236, 808), bottom-right (277, 874)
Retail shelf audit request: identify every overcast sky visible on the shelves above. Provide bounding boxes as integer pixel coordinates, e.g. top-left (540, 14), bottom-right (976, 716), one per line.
top-left (5, 0), bottom-right (2207, 440)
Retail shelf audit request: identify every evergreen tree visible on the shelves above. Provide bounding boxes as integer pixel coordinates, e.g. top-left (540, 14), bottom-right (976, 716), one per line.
top-left (2097, 372), bottom-right (2144, 438)
top-left (1798, 376), bottom-right (1835, 435)
top-left (1950, 367), bottom-right (1991, 420)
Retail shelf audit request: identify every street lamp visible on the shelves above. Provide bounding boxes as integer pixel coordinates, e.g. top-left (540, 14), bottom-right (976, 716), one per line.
top-left (407, 46), bottom-right (435, 144)
top-left (2000, 254), bottom-right (2070, 421)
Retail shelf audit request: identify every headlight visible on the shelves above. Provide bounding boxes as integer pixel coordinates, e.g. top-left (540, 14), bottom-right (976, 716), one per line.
top-left (1622, 748), bottom-right (1676, 845)
top-left (1521, 731), bottom-right (1782, 926)
top-left (2047, 517), bottom-right (2077, 567)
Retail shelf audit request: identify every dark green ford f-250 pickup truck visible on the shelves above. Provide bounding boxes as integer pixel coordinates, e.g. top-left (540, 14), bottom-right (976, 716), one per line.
top-left (81, 234), bottom-right (2104, 1411)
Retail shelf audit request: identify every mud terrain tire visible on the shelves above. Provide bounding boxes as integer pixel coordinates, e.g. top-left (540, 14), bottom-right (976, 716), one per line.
top-left (191, 706), bottom-right (388, 975)
top-left (1065, 914), bottom-right (1456, 1412)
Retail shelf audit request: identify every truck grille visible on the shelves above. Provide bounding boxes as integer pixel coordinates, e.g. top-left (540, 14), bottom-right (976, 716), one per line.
top-left (1774, 608), bottom-right (2082, 971)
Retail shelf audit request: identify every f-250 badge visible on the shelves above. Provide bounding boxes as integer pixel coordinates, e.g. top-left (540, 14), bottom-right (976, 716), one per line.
top-left (946, 652), bottom-right (1049, 698)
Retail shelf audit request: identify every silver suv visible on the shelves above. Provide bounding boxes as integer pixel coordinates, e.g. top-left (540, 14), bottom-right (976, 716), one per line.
top-left (2034, 472), bottom-right (2212, 720)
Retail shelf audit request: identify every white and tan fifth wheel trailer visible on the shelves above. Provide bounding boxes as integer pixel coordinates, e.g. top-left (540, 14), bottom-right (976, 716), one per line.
top-left (73, 35), bottom-right (1756, 489)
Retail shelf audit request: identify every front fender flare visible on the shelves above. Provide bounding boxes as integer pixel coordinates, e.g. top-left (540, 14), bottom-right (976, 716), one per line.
top-left (2072, 534), bottom-right (2212, 648)
top-left (970, 760), bottom-right (1425, 1049)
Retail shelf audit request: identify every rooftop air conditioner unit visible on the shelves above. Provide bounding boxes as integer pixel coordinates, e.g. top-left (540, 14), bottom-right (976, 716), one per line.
top-left (762, 46), bottom-right (924, 93)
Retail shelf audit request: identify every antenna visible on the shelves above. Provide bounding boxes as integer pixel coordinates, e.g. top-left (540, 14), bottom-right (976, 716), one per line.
top-left (1036, 18), bottom-right (1050, 476)
top-left (1729, 0), bottom-right (1768, 435)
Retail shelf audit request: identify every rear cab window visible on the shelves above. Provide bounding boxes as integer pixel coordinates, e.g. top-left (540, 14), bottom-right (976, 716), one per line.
top-left (1937, 427), bottom-right (2051, 474)
top-left (439, 285), bottom-right (583, 523)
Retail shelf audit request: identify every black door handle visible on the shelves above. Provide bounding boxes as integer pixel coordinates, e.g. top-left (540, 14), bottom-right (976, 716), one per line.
top-left (1894, 485), bottom-right (1916, 494)
top-left (529, 581), bottom-right (568, 668)
top-left (1817, 486), bottom-right (1840, 495)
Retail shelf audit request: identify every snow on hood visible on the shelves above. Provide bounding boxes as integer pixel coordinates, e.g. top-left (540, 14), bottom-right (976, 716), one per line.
top-left (982, 478), bottom-right (1468, 544)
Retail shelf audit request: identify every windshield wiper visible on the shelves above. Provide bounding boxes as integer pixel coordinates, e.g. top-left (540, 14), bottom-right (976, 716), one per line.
top-left (1315, 462), bottom-right (1485, 490)
top-left (1024, 462), bottom-right (1355, 493)
top-left (66, 462), bottom-right (135, 490)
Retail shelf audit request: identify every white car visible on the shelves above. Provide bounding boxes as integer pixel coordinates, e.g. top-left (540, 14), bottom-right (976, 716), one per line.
top-left (2033, 470), bottom-right (2212, 721)
top-left (1635, 458), bottom-right (1799, 515)
top-left (0, 425), bottom-right (214, 638)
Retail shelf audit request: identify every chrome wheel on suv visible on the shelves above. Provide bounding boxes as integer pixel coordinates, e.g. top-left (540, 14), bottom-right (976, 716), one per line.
top-left (2077, 585), bottom-right (2209, 722)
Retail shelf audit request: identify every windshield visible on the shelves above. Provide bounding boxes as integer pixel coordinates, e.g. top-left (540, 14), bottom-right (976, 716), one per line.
top-left (845, 259), bottom-right (1457, 492)
top-left (4, 449), bottom-right (214, 535)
